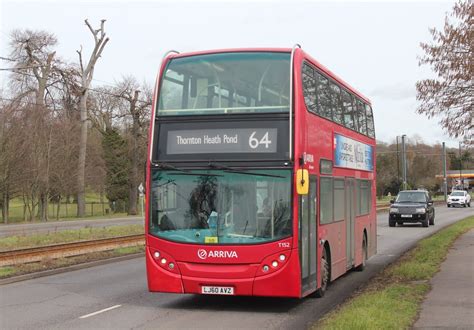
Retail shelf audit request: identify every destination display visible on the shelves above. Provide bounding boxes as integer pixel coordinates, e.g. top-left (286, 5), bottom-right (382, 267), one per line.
top-left (154, 116), bottom-right (289, 161)
top-left (167, 128), bottom-right (277, 154)
top-left (334, 134), bottom-right (373, 171)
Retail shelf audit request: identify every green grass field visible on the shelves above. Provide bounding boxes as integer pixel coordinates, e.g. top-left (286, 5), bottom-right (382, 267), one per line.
top-left (4, 191), bottom-right (143, 223)
top-left (0, 224), bottom-right (144, 252)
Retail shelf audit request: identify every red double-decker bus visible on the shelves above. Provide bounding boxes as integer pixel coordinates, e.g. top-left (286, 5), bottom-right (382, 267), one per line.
top-left (146, 46), bottom-right (376, 298)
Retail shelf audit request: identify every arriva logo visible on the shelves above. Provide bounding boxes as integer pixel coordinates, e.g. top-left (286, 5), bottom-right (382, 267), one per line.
top-left (197, 249), bottom-right (238, 259)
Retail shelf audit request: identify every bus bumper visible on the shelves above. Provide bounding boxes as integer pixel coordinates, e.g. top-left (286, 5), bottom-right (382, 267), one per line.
top-left (146, 247), bottom-right (301, 297)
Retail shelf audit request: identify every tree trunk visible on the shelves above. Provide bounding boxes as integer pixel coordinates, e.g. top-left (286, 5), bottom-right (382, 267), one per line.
top-left (56, 197), bottom-right (61, 220)
top-left (76, 20), bottom-right (109, 217)
top-left (128, 105), bottom-right (139, 215)
top-left (39, 193), bottom-right (48, 222)
top-left (77, 91), bottom-right (88, 217)
top-left (30, 200), bottom-right (36, 222)
top-left (1, 192), bottom-right (9, 224)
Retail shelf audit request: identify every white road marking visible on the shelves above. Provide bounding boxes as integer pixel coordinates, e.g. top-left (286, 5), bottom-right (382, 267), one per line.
top-left (79, 305), bottom-right (122, 319)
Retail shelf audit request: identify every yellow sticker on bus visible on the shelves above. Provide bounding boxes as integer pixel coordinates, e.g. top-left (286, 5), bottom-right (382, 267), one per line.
top-left (205, 236), bottom-right (218, 243)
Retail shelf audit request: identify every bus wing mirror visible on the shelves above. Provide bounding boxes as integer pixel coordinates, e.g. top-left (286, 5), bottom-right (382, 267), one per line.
top-left (296, 169), bottom-right (309, 195)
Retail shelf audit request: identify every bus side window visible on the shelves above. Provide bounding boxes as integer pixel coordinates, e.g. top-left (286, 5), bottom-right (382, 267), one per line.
top-left (330, 83), bottom-right (344, 125)
top-left (342, 91), bottom-right (356, 131)
top-left (302, 63), bottom-right (317, 113)
top-left (320, 177), bottom-right (334, 224)
top-left (365, 104), bottom-right (375, 138)
top-left (356, 100), bottom-right (368, 135)
top-left (316, 72), bottom-right (332, 120)
top-left (357, 180), bottom-right (371, 215)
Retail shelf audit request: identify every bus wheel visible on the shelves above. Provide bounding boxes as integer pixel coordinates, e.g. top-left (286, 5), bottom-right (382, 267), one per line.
top-left (355, 235), bottom-right (367, 272)
top-left (315, 248), bottom-right (330, 298)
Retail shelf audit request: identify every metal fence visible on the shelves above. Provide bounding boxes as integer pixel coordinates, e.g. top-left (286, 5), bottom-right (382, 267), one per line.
top-left (8, 200), bottom-right (129, 221)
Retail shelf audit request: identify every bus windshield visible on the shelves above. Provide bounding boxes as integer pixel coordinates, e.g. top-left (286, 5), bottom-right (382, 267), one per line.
top-left (157, 52), bottom-right (290, 116)
top-left (150, 169), bottom-right (292, 244)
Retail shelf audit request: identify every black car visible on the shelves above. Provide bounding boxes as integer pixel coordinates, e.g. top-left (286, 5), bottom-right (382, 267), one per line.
top-left (389, 190), bottom-right (435, 227)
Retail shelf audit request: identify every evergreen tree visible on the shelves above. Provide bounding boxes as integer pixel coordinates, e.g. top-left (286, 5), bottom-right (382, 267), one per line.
top-left (102, 128), bottom-right (129, 212)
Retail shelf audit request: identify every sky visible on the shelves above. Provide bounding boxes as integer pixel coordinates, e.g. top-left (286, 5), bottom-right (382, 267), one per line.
top-left (0, 0), bottom-right (462, 147)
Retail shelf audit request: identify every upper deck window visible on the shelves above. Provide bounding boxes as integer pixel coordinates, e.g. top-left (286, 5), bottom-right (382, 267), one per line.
top-left (157, 52), bottom-right (291, 116)
top-left (302, 61), bottom-right (375, 139)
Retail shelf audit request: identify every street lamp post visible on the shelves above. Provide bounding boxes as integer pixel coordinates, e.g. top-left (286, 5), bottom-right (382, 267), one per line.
top-left (396, 136), bottom-right (400, 184)
top-left (442, 142), bottom-right (447, 201)
top-left (402, 135), bottom-right (407, 190)
top-left (459, 142), bottom-right (463, 189)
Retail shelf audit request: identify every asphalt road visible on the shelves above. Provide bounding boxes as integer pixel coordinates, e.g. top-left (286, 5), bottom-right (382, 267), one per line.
top-left (0, 217), bottom-right (144, 237)
top-left (1, 206), bottom-right (473, 330)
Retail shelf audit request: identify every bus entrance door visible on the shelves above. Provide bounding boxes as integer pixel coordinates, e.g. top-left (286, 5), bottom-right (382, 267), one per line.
top-left (300, 176), bottom-right (317, 295)
top-left (345, 178), bottom-right (356, 269)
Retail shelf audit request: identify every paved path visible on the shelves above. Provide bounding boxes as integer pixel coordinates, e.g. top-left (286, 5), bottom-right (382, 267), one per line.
top-left (0, 217), bottom-right (143, 237)
top-left (414, 229), bottom-right (474, 329)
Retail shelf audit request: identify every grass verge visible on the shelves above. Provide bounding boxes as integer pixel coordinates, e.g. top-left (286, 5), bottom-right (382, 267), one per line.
top-left (314, 215), bottom-right (474, 330)
top-left (0, 245), bottom-right (145, 279)
top-left (0, 224), bottom-right (144, 252)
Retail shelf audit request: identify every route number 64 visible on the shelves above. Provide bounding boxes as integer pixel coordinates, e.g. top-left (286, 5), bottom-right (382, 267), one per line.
top-left (249, 131), bottom-right (272, 149)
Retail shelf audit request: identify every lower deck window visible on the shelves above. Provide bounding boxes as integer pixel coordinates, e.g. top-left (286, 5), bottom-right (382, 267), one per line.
top-left (320, 177), bottom-right (333, 224)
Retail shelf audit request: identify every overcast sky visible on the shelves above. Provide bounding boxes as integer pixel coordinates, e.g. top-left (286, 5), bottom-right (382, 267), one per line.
top-left (0, 0), bottom-right (461, 147)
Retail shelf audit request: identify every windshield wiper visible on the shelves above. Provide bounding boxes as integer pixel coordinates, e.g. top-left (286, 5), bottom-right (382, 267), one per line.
top-left (152, 162), bottom-right (187, 172)
top-left (151, 162), bottom-right (222, 177)
top-left (208, 161), bottom-right (284, 178)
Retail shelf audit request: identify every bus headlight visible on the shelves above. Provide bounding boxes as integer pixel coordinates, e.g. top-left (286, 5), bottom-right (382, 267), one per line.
top-left (149, 248), bottom-right (180, 274)
top-left (258, 250), bottom-right (290, 276)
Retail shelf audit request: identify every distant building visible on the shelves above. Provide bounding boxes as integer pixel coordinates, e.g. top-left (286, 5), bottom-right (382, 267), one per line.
top-left (436, 169), bottom-right (474, 190)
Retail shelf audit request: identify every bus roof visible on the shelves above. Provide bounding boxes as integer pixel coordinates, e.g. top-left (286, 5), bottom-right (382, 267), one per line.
top-left (164, 47), bottom-right (371, 105)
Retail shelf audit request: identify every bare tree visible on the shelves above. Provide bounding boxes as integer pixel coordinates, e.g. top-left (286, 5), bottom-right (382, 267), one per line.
top-left (89, 86), bottom-right (122, 132)
top-left (0, 97), bottom-right (26, 223)
top-left (76, 19), bottom-right (109, 217)
top-left (115, 77), bottom-right (152, 215)
top-left (8, 29), bottom-right (63, 221)
top-left (416, 0), bottom-right (473, 142)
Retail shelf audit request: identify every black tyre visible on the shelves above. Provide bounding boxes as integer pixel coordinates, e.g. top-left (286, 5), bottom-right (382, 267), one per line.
top-left (429, 215), bottom-right (434, 226)
top-left (315, 248), bottom-right (330, 298)
top-left (389, 219), bottom-right (396, 227)
top-left (468, 202), bottom-right (471, 207)
top-left (355, 235), bottom-right (367, 272)
top-left (447, 204), bottom-right (450, 208)
top-left (422, 218), bottom-right (429, 227)
top-left (397, 222), bottom-right (403, 226)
